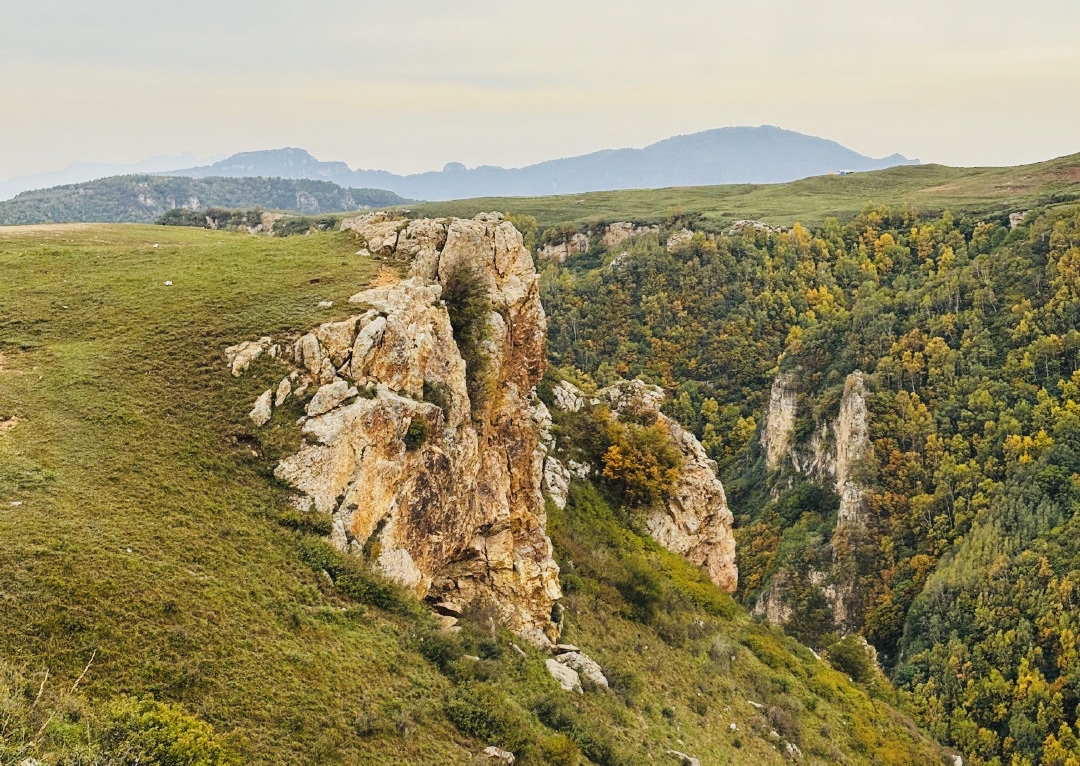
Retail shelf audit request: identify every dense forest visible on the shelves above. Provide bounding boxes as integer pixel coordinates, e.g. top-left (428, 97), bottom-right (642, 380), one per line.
top-left (535, 203), bottom-right (1080, 766)
top-left (0, 175), bottom-right (409, 225)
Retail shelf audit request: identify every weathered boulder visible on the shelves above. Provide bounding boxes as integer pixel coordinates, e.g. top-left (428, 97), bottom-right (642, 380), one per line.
top-left (552, 380), bottom-right (586, 413)
top-left (556, 651), bottom-right (608, 688)
top-left (249, 390), bottom-right (273, 426)
top-left (545, 658), bottom-right (582, 693)
top-left (274, 377), bottom-right (292, 407)
top-left (665, 228), bottom-right (694, 252)
top-left (275, 214), bottom-right (561, 644)
top-left (665, 750), bottom-right (701, 766)
top-left (305, 379), bottom-right (357, 417)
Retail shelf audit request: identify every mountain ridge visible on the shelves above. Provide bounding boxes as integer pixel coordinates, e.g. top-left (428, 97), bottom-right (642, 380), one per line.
top-left (165, 126), bottom-right (919, 200)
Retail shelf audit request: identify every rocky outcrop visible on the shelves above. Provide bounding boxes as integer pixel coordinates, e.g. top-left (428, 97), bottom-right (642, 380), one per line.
top-left (761, 373), bottom-right (798, 471)
top-left (727, 220), bottom-right (785, 237)
top-left (601, 222), bottom-right (659, 249)
top-left (833, 372), bottom-right (869, 526)
top-left (761, 370), bottom-right (868, 526)
top-left (665, 229), bottom-right (694, 252)
top-left (260, 213), bottom-right (560, 644)
top-left (538, 233), bottom-right (590, 264)
top-left (757, 370), bottom-right (871, 631)
top-left (551, 379), bottom-right (738, 592)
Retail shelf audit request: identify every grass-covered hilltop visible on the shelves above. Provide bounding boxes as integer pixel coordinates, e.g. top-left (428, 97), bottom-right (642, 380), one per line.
top-left (3, 152), bottom-right (1079, 765)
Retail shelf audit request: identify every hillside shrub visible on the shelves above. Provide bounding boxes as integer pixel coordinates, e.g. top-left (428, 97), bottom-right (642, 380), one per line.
top-left (97, 695), bottom-right (236, 766)
top-left (444, 683), bottom-right (532, 755)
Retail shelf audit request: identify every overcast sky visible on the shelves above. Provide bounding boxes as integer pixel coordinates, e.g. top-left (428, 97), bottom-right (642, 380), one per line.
top-left (3, 0), bottom-right (1078, 179)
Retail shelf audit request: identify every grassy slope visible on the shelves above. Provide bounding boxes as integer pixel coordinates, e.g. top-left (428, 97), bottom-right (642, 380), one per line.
top-left (0, 225), bottom-right (470, 764)
top-left (0, 224), bottom-right (945, 764)
top-left (408, 152), bottom-right (1080, 228)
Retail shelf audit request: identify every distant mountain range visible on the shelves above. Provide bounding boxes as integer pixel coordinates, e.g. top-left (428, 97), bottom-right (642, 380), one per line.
top-left (0, 176), bottom-right (409, 226)
top-left (166, 126), bottom-right (918, 201)
top-left (0, 153), bottom-right (206, 202)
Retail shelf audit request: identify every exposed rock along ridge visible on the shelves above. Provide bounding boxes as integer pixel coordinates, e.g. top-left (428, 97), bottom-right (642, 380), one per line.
top-left (258, 212), bottom-right (561, 644)
top-left (546, 378), bottom-right (738, 593)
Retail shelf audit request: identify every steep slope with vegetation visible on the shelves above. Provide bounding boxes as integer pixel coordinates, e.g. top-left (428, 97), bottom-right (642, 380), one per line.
top-left (0, 175), bottom-right (409, 225)
top-left (476, 193), bottom-right (1080, 766)
top-left (0, 223), bottom-right (946, 764)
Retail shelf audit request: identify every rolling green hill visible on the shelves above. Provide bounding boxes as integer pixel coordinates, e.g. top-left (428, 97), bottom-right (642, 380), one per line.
top-left (0, 223), bottom-right (947, 765)
top-left (0, 175), bottom-right (410, 226)
top-left (411, 152), bottom-right (1080, 229)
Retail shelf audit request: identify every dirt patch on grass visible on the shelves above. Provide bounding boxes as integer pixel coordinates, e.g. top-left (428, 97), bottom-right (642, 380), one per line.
top-left (368, 266), bottom-right (402, 288)
top-left (1054, 166), bottom-right (1080, 183)
top-left (0, 417), bottom-right (19, 434)
top-left (0, 223), bottom-right (97, 238)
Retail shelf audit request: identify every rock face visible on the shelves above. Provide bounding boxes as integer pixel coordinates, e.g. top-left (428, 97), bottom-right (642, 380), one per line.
top-left (757, 369), bottom-right (871, 630)
top-left (275, 213), bottom-right (561, 644)
top-left (538, 233), bottom-right (590, 264)
top-left (761, 373), bottom-right (798, 472)
top-left (547, 379), bottom-right (738, 593)
top-left (832, 372), bottom-right (869, 526)
top-left (601, 221), bottom-right (659, 249)
top-left (762, 370), bottom-right (869, 526)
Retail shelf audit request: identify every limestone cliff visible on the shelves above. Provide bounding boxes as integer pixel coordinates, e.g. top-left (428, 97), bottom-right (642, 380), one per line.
top-left (265, 213), bottom-right (560, 644)
top-left (549, 379), bottom-right (738, 593)
top-left (757, 369), bottom-right (870, 631)
top-left (760, 370), bottom-right (869, 527)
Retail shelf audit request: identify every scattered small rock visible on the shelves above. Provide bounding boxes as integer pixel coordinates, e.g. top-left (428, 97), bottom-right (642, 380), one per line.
top-left (482, 746), bottom-right (515, 765)
top-left (275, 377), bottom-right (292, 407)
top-left (729, 722), bottom-right (738, 732)
top-left (554, 643), bottom-right (580, 653)
top-left (164, 280), bottom-right (172, 286)
top-left (509, 643), bottom-right (527, 658)
top-left (665, 750), bottom-right (701, 766)
top-left (249, 390), bottom-right (273, 426)
top-left (225, 337), bottom-right (273, 377)
top-left (785, 741), bottom-right (803, 760)
top-left (317, 300), bottom-right (334, 308)
top-left (10, 501), bottom-right (23, 507)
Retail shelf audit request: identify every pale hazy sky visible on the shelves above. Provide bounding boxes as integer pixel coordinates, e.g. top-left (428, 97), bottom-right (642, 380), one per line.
top-left (3, 0), bottom-right (1078, 179)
